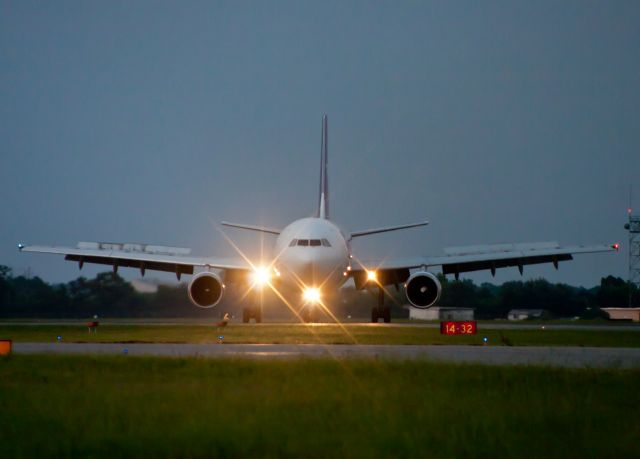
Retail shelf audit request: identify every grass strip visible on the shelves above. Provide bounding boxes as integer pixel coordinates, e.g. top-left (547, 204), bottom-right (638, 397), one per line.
top-left (0, 355), bottom-right (639, 458)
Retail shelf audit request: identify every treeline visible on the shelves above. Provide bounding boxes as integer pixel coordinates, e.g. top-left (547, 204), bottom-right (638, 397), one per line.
top-left (0, 266), bottom-right (194, 318)
top-left (434, 274), bottom-right (638, 319)
top-left (0, 265), bottom-right (637, 319)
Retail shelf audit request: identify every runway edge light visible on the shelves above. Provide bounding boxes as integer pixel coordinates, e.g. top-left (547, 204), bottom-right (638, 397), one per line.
top-left (0, 340), bottom-right (12, 356)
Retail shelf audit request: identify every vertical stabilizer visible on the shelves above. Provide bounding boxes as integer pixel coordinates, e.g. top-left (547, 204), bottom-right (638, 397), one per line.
top-left (317, 115), bottom-right (329, 219)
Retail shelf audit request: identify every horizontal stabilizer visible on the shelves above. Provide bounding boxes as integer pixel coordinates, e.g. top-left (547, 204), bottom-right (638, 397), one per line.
top-left (220, 221), bottom-right (281, 235)
top-left (350, 221), bottom-right (429, 238)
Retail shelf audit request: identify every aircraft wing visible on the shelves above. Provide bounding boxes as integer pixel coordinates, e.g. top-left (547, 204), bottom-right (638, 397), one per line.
top-left (18, 241), bottom-right (252, 279)
top-left (352, 242), bottom-right (617, 286)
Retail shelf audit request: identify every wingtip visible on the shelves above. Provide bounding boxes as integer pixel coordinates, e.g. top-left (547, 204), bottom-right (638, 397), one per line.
top-left (18, 243), bottom-right (25, 251)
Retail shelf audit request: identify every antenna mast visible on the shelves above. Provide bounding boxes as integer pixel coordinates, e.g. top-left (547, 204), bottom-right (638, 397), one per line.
top-left (625, 185), bottom-right (640, 306)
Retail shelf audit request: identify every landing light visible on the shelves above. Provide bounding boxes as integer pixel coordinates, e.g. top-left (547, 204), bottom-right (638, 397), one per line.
top-left (303, 287), bottom-right (321, 303)
top-left (251, 266), bottom-right (271, 286)
top-left (367, 270), bottom-right (377, 282)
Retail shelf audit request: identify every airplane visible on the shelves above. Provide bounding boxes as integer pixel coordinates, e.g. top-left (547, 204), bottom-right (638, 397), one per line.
top-left (19, 115), bottom-right (618, 323)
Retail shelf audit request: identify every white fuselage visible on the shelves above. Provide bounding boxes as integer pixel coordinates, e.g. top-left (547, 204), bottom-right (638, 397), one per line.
top-left (273, 218), bottom-right (351, 294)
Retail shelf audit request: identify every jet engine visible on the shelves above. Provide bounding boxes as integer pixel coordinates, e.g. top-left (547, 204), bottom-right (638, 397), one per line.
top-left (188, 272), bottom-right (224, 308)
top-left (405, 271), bottom-right (441, 309)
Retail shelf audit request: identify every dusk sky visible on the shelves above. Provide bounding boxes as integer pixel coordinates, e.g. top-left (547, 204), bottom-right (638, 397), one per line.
top-left (1, 1), bottom-right (638, 287)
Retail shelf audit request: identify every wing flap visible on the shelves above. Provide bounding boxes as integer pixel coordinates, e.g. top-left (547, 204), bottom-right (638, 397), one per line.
top-left (20, 244), bottom-right (251, 276)
top-left (440, 253), bottom-right (573, 276)
top-left (77, 241), bottom-right (191, 256)
top-left (443, 241), bottom-right (559, 256)
top-left (63, 254), bottom-right (195, 275)
top-left (355, 243), bottom-right (617, 276)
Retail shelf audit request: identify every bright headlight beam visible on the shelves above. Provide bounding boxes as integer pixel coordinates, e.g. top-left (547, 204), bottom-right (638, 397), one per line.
top-left (303, 287), bottom-right (321, 303)
top-left (367, 270), bottom-right (377, 282)
top-left (252, 266), bottom-right (271, 286)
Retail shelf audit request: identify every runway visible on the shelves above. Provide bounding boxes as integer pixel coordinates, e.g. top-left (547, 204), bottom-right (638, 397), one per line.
top-left (13, 342), bottom-right (640, 368)
top-left (4, 320), bottom-right (640, 332)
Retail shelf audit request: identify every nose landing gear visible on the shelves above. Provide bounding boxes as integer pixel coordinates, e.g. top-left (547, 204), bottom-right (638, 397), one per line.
top-left (242, 306), bottom-right (262, 323)
top-left (301, 305), bottom-right (319, 323)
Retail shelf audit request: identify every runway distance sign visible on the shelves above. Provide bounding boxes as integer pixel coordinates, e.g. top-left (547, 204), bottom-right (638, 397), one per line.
top-left (440, 321), bottom-right (477, 335)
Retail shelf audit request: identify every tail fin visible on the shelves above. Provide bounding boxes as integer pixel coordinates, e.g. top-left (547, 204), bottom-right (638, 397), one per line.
top-left (317, 115), bottom-right (329, 219)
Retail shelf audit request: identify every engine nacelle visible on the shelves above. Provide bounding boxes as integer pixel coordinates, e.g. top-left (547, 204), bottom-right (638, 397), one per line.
top-left (188, 272), bottom-right (224, 308)
top-left (405, 271), bottom-right (441, 309)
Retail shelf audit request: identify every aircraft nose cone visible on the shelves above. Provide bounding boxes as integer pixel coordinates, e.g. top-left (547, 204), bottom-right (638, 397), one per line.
top-left (297, 261), bottom-right (315, 283)
top-left (288, 257), bottom-right (325, 285)
top-left (281, 247), bottom-right (343, 287)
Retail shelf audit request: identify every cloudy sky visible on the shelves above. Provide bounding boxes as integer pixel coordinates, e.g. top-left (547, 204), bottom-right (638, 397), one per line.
top-left (1, 1), bottom-right (638, 287)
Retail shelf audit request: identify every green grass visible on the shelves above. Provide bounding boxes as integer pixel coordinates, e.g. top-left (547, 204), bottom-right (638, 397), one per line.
top-left (1, 323), bottom-right (640, 347)
top-left (0, 355), bottom-right (638, 458)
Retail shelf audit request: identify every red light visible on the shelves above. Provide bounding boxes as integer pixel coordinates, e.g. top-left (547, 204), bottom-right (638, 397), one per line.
top-left (613, 243), bottom-right (620, 250)
top-left (440, 321), bottom-right (477, 335)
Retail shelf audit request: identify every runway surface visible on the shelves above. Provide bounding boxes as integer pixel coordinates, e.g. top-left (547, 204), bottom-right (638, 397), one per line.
top-left (4, 320), bottom-right (640, 331)
top-left (13, 342), bottom-right (640, 368)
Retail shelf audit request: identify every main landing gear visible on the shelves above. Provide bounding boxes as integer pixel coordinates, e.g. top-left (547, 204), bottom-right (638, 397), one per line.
top-left (371, 287), bottom-right (391, 323)
top-left (242, 306), bottom-right (262, 323)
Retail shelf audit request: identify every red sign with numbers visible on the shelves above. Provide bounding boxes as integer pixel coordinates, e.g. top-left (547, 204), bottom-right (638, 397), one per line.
top-left (440, 321), bottom-right (477, 335)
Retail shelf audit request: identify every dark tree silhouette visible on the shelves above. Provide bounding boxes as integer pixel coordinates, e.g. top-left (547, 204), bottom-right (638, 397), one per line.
top-left (0, 264), bottom-right (635, 319)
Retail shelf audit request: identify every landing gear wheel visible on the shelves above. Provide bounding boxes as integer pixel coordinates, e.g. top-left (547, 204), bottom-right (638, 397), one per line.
top-left (372, 287), bottom-right (391, 323)
top-left (382, 306), bottom-right (391, 323)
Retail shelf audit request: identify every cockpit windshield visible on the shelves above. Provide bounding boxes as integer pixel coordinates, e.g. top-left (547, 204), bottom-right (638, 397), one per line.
top-left (290, 238), bottom-right (332, 247)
